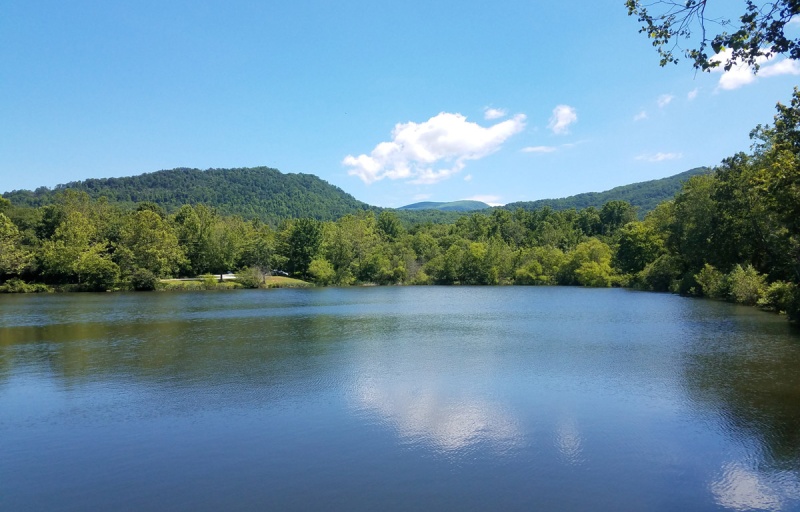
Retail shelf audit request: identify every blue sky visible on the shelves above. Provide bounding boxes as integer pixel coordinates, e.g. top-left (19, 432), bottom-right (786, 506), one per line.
top-left (1, 1), bottom-right (798, 207)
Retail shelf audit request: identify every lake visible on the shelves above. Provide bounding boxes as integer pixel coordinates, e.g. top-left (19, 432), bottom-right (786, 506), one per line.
top-left (1, 287), bottom-right (799, 511)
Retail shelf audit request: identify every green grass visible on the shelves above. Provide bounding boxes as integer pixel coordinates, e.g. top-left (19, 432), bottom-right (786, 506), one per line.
top-left (158, 274), bottom-right (311, 290)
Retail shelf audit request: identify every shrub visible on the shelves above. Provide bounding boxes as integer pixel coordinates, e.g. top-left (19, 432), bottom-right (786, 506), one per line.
top-left (236, 267), bottom-right (265, 289)
top-left (727, 264), bottom-right (766, 306)
top-left (636, 254), bottom-right (681, 292)
top-left (694, 264), bottom-right (728, 299)
top-left (131, 268), bottom-right (158, 291)
top-left (757, 281), bottom-right (795, 312)
top-left (201, 274), bottom-right (218, 290)
top-left (0, 278), bottom-right (51, 293)
top-left (308, 258), bottom-right (335, 286)
top-left (575, 261), bottom-right (613, 287)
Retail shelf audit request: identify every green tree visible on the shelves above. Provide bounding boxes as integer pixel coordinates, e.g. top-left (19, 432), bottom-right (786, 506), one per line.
top-left (75, 245), bottom-right (120, 291)
top-left (308, 257), bottom-right (336, 285)
top-left (0, 213), bottom-right (32, 278)
top-left (172, 204), bottom-right (216, 275)
top-left (560, 238), bottom-right (615, 287)
top-left (285, 218), bottom-right (322, 279)
top-left (599, 200), bottom-right (638, 237)
top-left (119, 210), bottom-right (185, 278)
top-left (626, 0), bottom-right (800, 71)
top-left (38, 210), bottom-right (96, 282)
top-left (615, 221), bottom-right (665, 274)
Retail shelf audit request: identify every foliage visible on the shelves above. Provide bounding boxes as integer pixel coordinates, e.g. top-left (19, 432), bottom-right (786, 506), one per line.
top-left (757, 280), bottom-right (796, 312)
top-left (130, 268), bottom-right (159, 291)
top-left (76, 246), bottom-right (120, 291)
top-left (695, 264), bottom-right (729, 299)
top-left (504, 168), bottom-right (710, 217)
top-left (727, 264), bottom-right (766, 305)
top-left (626, 0), bottom-right (800, 71)
top-left (234, 266), bottom-right (266, 289)
top-left (308, 258), bottom-right (335, 285)
top-left (283, 218), bottom-right (323, 279)
top-left (3, 167), bottom-right (371, 224)
top-left (0, 278), bottom-right (51, 293)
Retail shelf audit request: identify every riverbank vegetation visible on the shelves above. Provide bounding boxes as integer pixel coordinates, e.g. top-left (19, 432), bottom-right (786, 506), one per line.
top-left (1, 91), bottom-right (798, 320)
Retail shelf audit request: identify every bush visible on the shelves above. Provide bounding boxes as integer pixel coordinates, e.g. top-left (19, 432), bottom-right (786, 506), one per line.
top-left (757, 281), bottom-right (795, 312)
top-left (308, 258), bottom-right (335, 286)
top-left (76, 251), bottom-right (120, 291)
top-left (636, 254), bottom-right (681, 292)
top-left (236, 267), bottom-right (266, 289)
top-left (0, 278), bottom-right (51, 293)
top-left (694, 264), bottom-right (728, 299)
top-left (130, 268), bottom-right (158, 291)
top-left (575, 261), bottom-right (613, 287)
top-left (201, 274), bottom-right (218, 290)
top-left (727, 264), bottom-right (766, 305)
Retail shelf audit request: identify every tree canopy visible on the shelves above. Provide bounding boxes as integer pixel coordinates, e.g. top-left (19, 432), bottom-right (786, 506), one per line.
top-left (626, 0), bottom-right (800, 71)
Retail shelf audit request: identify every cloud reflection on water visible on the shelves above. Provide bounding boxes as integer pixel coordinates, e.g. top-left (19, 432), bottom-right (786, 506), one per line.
top-left (352, 376), bottom-right (521, 454)
top-left (710, 461), bottom-right (800, 511)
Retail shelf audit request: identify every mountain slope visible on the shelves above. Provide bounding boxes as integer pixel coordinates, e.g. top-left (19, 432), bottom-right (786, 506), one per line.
top-left (503, 167), bottom-right (711, 216)
top-left (398, 200), bottom-right (490, 212)
top-left (3, 167), bottom-right (371, 222)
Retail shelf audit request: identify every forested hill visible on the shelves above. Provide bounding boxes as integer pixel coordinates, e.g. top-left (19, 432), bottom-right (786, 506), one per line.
top-left (399, 200), bottom-right (491, 212)
top-left (2, 167), bottom-right (371, 223)
top-left (503, 167), bottom-right (711, 216)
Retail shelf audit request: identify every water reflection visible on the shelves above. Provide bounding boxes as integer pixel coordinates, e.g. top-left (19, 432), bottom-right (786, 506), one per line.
top-left (710, 461), bottom-right (800, 511)
top-left (353, 375), bottom-right (521, 453)
top-left (682, 303), bottom-right (800, 469)
top-left (2, 288), bottom-right (800, 511)
top-left (555, 415), bottom-right (584, 465)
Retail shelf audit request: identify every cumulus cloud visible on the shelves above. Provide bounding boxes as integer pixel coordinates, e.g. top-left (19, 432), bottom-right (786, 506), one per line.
top-left (463, 174), bottom-right (473, 182)
top-left (633, 110), bottom-right (648, 121)
top-left (687, 88), bottom-right (699, 100)
top-left (636, 152), bottom-right (683, 162)
top-left (344, 112), bottom-right (526, 185)
top-left (548, 105), bottom-right (577, 135)
top-left (657, 94), bottom-right (674, 108)
top-left (484, 107), bottom-right (507, 120)
top-left (522, 145), bottom-right (558, 153)
top-left (712, 49), bottom-right (800, 90)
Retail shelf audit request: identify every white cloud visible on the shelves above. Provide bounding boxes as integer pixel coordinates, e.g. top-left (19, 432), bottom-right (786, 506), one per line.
top-left (548, 105), bottom-right (577, 135)
top-left (636, 152), bottom-right (683, 162)
top-left (466, 195), bottom-right (503, 206)
top-left (657, 94), bottom-right (674, 108)
top-left (712, 49), bottom-right (800, 90)
top-left (633, 110), bottom-right (648, 121)
top-left (484, 107), bottom-right (507, 120)
top-left (688, 88), bottom-right (699, 100)
top-left (463, 174), bottom-right (473, 182)
top-left (522, 145), bottom-right (558, 153)
top-left (344, 112), bottom-right (526, 185)
top-left (760, 58), bottom-right (800, 77)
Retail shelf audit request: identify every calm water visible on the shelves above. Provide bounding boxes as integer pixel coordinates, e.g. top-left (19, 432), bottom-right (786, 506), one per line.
top-left (1, 287), bottom-right (799, 511)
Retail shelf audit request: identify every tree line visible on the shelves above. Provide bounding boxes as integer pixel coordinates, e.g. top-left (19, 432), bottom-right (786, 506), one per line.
top-left (1, 91), bottom-right (799, 320)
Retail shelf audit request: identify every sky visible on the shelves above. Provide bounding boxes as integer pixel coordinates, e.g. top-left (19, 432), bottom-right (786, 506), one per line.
top-left (1, 1), bottom-right (799, 208)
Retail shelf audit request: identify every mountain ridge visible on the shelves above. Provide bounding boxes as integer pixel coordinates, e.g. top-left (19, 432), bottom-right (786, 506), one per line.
top-left (3, 165), bottom-right (712, 222)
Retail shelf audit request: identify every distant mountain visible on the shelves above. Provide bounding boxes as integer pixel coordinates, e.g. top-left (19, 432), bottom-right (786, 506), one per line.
top-left (398, 200), bottom-right (491, 212)
top-left (503, 167), bottom-right (711, 216)
top-left (2, 167), bottom-right (371, 223)
top-left (3, 165), bottom-right (711, 224)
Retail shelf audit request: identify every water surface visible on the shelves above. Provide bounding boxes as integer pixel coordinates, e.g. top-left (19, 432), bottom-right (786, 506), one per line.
top-left (1, 287), bottom-right (799, 511)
